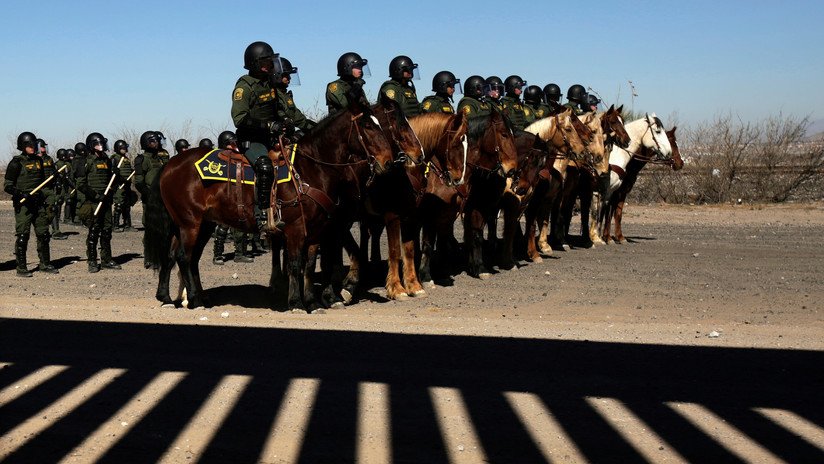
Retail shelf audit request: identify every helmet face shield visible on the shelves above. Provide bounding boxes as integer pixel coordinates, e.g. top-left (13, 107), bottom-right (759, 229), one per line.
top-left (452, 80), bottom-right (463, 95)
top-left (355, 61), bottom-right (371, 78)
top-left (286, 71), bottom-right (301, 86)
top-left (411, 64), bottom-right (420, 81)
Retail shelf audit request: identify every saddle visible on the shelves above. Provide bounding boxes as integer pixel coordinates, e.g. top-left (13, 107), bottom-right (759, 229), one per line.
top-left (195, 149), bottom-right (255, 185)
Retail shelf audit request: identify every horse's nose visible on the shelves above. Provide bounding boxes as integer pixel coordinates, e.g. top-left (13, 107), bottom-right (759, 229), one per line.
top-left (515, 186), bottom-right (528, 196)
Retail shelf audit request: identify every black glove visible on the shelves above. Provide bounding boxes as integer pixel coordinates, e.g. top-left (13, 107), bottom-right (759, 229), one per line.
top-left (268, 121), bottom-right (284, 134)
top-left (11, 190), bottom-right (25, 203)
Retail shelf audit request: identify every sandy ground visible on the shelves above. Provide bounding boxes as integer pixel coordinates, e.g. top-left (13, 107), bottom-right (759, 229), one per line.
top-left (1, 201), bottom-right (823, 463)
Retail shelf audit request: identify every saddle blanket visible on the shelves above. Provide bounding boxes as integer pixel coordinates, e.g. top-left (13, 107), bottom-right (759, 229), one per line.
top-left (195, 149), bottom-right (255, 185)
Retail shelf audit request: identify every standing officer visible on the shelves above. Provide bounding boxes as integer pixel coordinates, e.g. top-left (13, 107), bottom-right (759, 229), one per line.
top-left (4, 132), bottom-right (59, 276)
top-left (543, 83), bottom-right (563, 113)
top-left (523, 85), bottom-right (548, 126)
top-left (134, 131), bottom-right (168, 236)
top-left (456, 75), bottom-right (492, 119)
top-left (36, 139), bottom-right (62, 241)
top-left (111, 139), bottom-right (134, 232)
top-left (274, 56), bottom-right (316, 138)
top-left (62, 148), bottom-right (77, 224)
top-left (484, 76), bottom-right (505, 111)
top-left (565, 84), bottom-right (587, 115)
top-left (212, 130), bottom-right (255, 264)
top-left (199, 138), bottom-right (214, 149)
top-left (501, 75), bottom-right (528, 131)
top-left (380, 55), bottom-right (422, 117)
top-left (231, 40), bottom-right (292, 232)
top-left (77, 133), bottom-right (123, 273)
top-left (174, 139), bottom-right (190, 156)
top-left (326, 52), bottom-right (369, 113)
top-left (71, 142), bottom-right (89, 224)
top-left (51, 148), bottom-right (71, 239)
top-left (422, 71), bottom-right (461, 114)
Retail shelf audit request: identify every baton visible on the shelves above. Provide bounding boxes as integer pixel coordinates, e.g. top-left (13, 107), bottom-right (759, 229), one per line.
top-left (117, 171), bottom-right (135, 190)
top-left (93, 157), bottom-right (124, 216)
top-left (20, 164), bottom-right (68, 203)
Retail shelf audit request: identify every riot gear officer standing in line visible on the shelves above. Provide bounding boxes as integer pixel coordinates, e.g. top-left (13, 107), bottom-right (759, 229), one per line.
top-left (111, 139), bottom-right (134, 232)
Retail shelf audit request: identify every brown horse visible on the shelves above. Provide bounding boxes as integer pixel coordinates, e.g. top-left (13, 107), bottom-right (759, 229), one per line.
top-left (606, 126), bottom-right (683, 243)
top-left (143, 94), bottom-right (394, 311)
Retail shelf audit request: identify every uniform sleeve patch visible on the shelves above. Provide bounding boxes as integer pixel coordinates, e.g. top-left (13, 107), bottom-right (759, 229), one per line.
top-left (463, 106), bottom-right (471, 114)
top-left (423, 101), bottom-right (431, 110)
top-left (329, 83), bottom-right (338, 92)
top-left (233, 88), bottom-right (244, 101)
top-left (385, 89), bottom-right (396, 99)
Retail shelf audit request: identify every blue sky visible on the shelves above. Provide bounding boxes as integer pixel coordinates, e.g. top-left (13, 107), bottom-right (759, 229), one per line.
top-left (2, 0), bottom-right (823, 160)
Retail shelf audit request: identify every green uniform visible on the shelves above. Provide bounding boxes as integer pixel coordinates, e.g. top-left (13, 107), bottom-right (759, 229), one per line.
top-left (564, 102), bottom-right (584, 116)
top-left (380, 79), bottom-right (422, 117)
top-left (488, 98), bottom-right (504, 112)
top-left (231, 73), bottom-right (282, 155)
top-left (276, 88), bottom-right (315, 132)
top-left (134, 150), bottom-right (168, 199)
top-left (457, 96), bottom-right (492, 120)
top-left (111, 152), bottom-right (135, 231)
top-left (325, 78), bottom-right (365, 113)
top-left (4, 152), bottom-right (56, 274)
top-left (501, 96), bottom-right (527, 131)
top-left (71, 153), bottom-right (88, 223)
top-left (421, 94), bottom-right (455, 114)
top-left (76, 152), bottom-right (122, 270)
top-left (523, 103), bottom-right (549, 127)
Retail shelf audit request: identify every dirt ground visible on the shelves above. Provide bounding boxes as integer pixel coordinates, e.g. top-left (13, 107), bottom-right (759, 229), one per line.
top-left (1, 201), bottom-right (823, 463)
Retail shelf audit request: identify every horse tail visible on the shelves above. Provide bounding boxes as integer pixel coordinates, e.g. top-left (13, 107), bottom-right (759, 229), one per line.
top-left (143, 167), bottom-right (174, 269)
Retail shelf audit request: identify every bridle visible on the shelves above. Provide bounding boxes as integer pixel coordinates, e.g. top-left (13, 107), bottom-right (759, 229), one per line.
top-left (618, 116), bottom-right (671, 165)
top-left (466, 117), bottom-right (507, 178)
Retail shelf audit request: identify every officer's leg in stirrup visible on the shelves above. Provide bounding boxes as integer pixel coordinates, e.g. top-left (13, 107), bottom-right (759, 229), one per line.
top-left (252, 155), bottom-right (283, 232)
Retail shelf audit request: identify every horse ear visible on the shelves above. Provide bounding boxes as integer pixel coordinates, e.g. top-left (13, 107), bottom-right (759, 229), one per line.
top-left (452, 111), bottom-right (465, 129)
top-left (608, 104), bottom-right (615, 112)
top-left (616, 104), bottom-right (623, 114)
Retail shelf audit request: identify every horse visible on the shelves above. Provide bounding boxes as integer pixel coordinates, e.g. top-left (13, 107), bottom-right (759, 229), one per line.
top-left (601, 123), bottom-right (682, 243)
top-left (143, 93), bottom-right (394, 311)
top-left (416, 109), bottom-right (518, 282)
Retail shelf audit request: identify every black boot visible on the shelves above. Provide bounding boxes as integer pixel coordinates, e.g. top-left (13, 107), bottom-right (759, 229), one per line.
top-left (87, 226), bottom-right (101, 273)
top-left (15, 235), bottom-right (33, 277)
top-left (233, 233), bottom-right (254, 263)
top-left (113, 204), bottom-right (124, 233)
top-left (63, 201), bottom-right (72, 224)
top-left (213, 225), bottom-right (228, 265)
top-left (100, 230), bottom-right (121, 269)
top-left (51, 205), bottom-right (67, 240)
top-left (253, 156), bottom-right (284, 232)
top-left (37, 236), bottom-right (59, 274)
top-left (122, 206), bottom-right (133, 231)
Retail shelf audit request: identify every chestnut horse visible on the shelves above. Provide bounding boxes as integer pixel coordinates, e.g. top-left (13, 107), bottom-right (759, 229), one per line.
top-left (143, 95), bottom-right (394, 311)
top-left (601, 125), bottom-right (682, 243)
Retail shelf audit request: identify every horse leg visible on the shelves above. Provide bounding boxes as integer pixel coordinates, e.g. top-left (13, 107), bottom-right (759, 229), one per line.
top-left (190, 222), bottom-right (216, 307)
top-left (339, 230), bottom-right (359, 305)
top-left (400, 217), bottom-right (425, 297)
top-left (614, 195), bottom-right (627, 243)
top-left (303, 243), bottom-right (321, 312)
top-left (384, 212), bottom-right (408, 300)
top-left (172, 227), bottom-right (205, 309)
top-left (588, 190), bottom-right (606, 246)
top-left (285, 238), bottom-right (306, 312)
top-left (418, 218), bottom-right (435, 286)
top-left (269, 234), bottom-right (284, 289)
top-left (524, 202), bottom-right (542, 263)
top-left (577, 176), bottom-right (594, 248)
top-left (464, 208), bottom-right (489, 279)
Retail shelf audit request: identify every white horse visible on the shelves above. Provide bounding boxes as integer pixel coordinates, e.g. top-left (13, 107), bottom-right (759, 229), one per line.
top-left (592, 113), bottom-right (673, 243)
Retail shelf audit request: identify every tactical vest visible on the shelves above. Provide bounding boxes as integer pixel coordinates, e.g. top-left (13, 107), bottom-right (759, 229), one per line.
top-left (457, 97), bottom-right (492, 119)
top-left (112, 153), bottom-right (134, 178)
top-left (9, 154), bottom-right (45, 192)
top-left (501, 96), bottom-right (526, 131)
top-left (421, 94), bottom-right (455, 114)
top-left (141, 151), bottom-right (168, 188)
top-left (85, 155), bottom-right (113, 192)
top-left (380, 79), bottom-right (422, 117)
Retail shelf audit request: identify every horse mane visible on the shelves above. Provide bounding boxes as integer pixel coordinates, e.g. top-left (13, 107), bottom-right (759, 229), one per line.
top-left (524, 117), bottom-right (555, 138)
top-left (409, 113), bottom-right (451, 148)
top-left (466, 107), bottom-right (513, 141)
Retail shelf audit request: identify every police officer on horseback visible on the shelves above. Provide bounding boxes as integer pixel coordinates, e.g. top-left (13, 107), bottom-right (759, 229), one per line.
top-left (422, 71), bottom-right (461, 114)
top-left (543, 83), bottom-right (563, 113)
top-left (380, 55), bottom-right (423, 118)
top-left (484, 76), bottom-right (505, 110)
top-left (457, 75), bottom-right (492, 119)
top-left (565, 84), bottom-right (587, 115)
top-left (326, 52), bottom-right (370, 113)
top-left (231, 40), bottom-right (291, 232)
top-left (274, 56), bottom-right (315, 138)
top-left (501, 75), bottom-right (528, 131)
top-left (523, 85), bottom-right (548, 126)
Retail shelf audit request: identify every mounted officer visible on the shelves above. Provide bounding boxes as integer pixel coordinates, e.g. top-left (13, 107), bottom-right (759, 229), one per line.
top-left (4, 132), bottom-right (59, 276)
top-left (76, 133), bottom-right (123, 272)
top-left (111, 139), bottom-right (134, 232)
top-left (501, 75), bottom-right (528, 131)
top-left (543, 83), bottom-right (563, 113)
top-left (565, 84), bottom-right (587, 115)
top-left (273, 56), bottom-right (316, 138)
top-left (326, 52), bottom-right (369, 113)
top-left (456, 75), bottom-right (492, 119)
top-left (380, 55), bottom-right (422, 117)
top-left (422, 71), bottom-right (461, 114)
top-left (174, 139), bottom-right (190, 156)
top-left (231, 40), bottom-right (291, 232)
top-left (484, 76), bottom-right (505, 111)
top-left (584, 93), bottom-right (601, 113)
top-left (523, 85), bottom-right (548, 126)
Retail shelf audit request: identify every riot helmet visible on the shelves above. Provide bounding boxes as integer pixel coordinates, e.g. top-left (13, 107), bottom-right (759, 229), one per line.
top-left (74, 142), bottom-right (88, 156)
top-left (337, 52), bottom-right (370, 78)
top-left (86, 132), bottom-right (109, 152)
top-left (174, 139), bottom-right (190, 153)
top-left (543, 83), bottom-right (562, 103)
top-left (66, 149), bottom-right (76, 160)
top-left (567, 84), bottom-right (587, 103)
top-left (56, 148), bottom-right (67, 160)
top-left (17, 132), bottom-right (37, 151)
top-left (504, 75), bottom-right (527, 97)
top-left (277, 56), bottom-right (301, 86)
top-left (155, 131), bottom-right (167, 149)
top-left (199, 138), bottom-right (214, 149)
top-left (523, 85), bottom-right (544, 105)
top-left (139, 131), bottom-right (159, 151)
top-left (218, 131), bottom-right (238, 150)
top-left (243, 41), bottom-right (281, 75)
top-left (432, 71), bottom-right (462, 95)
top-left (114, 139), bottom-right (129, 153)
top-left (586, 94), bottom-right (601, 110)
top-left (485, 76), bottom-right (505, 99)
top-left (389, 55), bottom-right (420, 81)
top-left (36, 138), bottom-right (48, 155)
top-left (464, 75), bottom-right (486, 99)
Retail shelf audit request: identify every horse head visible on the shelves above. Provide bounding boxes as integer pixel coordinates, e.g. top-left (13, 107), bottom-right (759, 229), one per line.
top-left (667, 126), bottom-right (684, 171)
top-left (603, 104), bottom-right (631, 149)
top-left (581, 112), bottom-right (609, 176)
top-left (438, 111), bottom-right (469, 186)
top-left (341, 86), bottom-right (394, 175)
top-left (465, 108), bottom-right (517, 178)
top-left (511, 132), bottom-right (548, 197)
top-left (375, 93), bottom-right (424, 171)
top-left (641, 113), bottom-right (673, 162)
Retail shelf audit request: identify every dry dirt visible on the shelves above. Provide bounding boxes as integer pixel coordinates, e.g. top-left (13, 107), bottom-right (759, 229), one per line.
top-left (1, 201), bottom-right (823, 463)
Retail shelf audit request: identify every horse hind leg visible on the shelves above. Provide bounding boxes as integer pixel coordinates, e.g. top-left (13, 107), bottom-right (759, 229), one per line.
top-left (303, 243), bottom-right (322, 313)
top-left (384, 213), bottom-right (408, 300)
top-left (401, 219), bottom-right (425, 297)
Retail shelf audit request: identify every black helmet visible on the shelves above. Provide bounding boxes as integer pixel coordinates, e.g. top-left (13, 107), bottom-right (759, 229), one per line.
top-left (17, 132), bottom-right (37, 150)
top-left (567, 84), bottom-right (587, 103)
top-left (432, 70), bottom-right (461, 93)
top-left (56, 148), bottom-right (67, 160)
top-left (389, 55), bottom-right (418, 81)
top-left (277, 56), bottom-right (301, 86)
top-left (174, 139), bottom-right (190, 152)
top-left (199, 138), bottom-right (214, 149)
top-left (86, 132), bottom-right (108, 152)
top-left (114, 139), bottom-right (129, 153)
top-left (587, 94), bottom-right (601, 107)
top-left (523, 85), bottom-right (544, 105)
top-left (139, 131), bottom-right (159, 150)
top-left (504, 75), bottom-right (527, 95)
top-left (337, 52), bottom-right (370, 78)
top-left (74, 142), bottom-right (87, 156)
top-left (243, 41), bottom-right (278, 73)
top-left (218, 131), bottom-right (237, 149)
top-left (66, 149), bottom-right (76, 160)
top-left (155, 131), bottom-right (168, 149)
top-left (464, 75), bottom-right (486, 99)
top-left (485, 76), bottom-right (505, 96)
top-left (543, 83), bottom-right (562, 103)
top-left (36, 138), bottom-right (48, 154)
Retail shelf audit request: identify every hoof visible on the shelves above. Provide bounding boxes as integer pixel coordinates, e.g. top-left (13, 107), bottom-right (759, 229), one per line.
top-left (394, 293), bottom-right (410, 301)
top-left (160, 303), bottom-right (175, 309)
top-left (424, 280), bottom-right (437, 289)
top-left (530, 256), bottom-right (543, 263)
top-left (562, 244), bottom-right (571, 251)
top-left (311, 308), bottom-right (327, 315)
top-left (539, 246), bottom-right (553, 255)
top-left (330, 301), bottom-right (345, 309)
top-left (290, 308), bottom-right (308, 314)
top-left (411, 289), bottom-right (427, 298)
top-left (340, 288), bottom-right (353, 304)
top-left (479, 272), bottom-right (492, 280)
